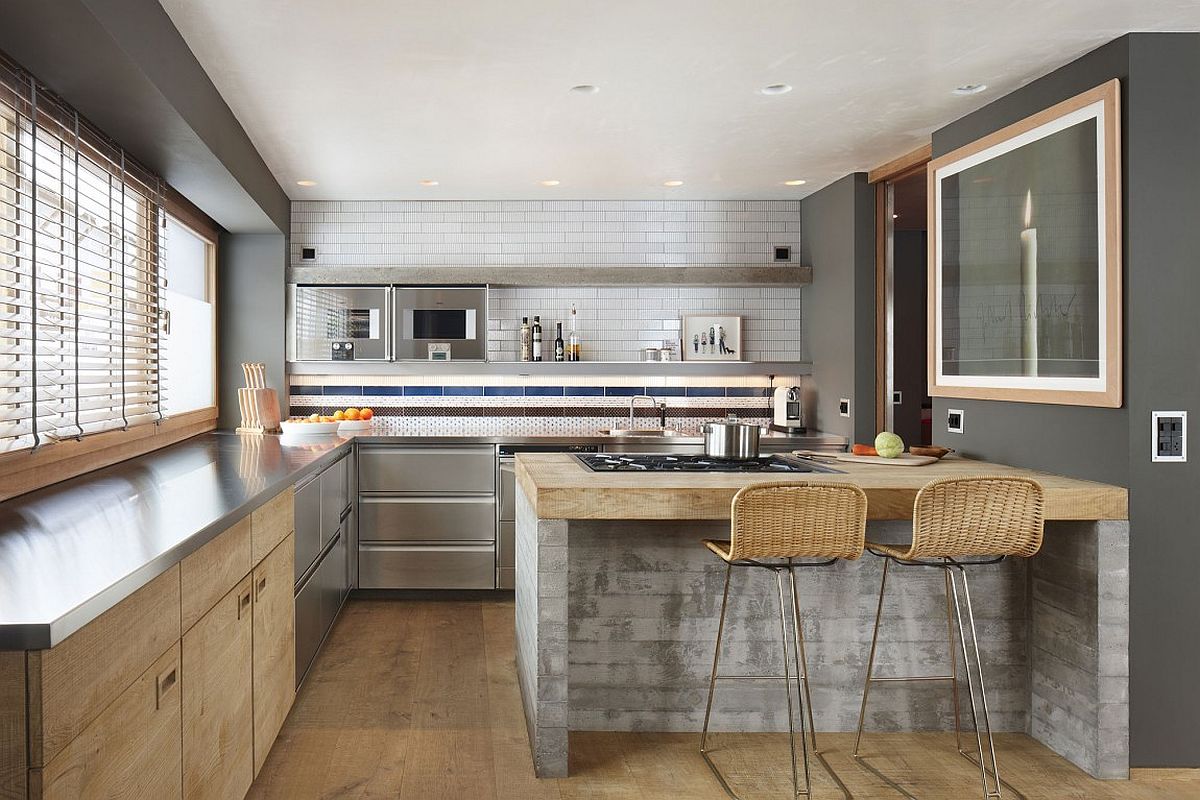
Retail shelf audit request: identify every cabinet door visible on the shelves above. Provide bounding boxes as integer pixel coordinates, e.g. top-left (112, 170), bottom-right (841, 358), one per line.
top-left (252, 533), bottom-right (296, 777)
top-left (183, 576), bottom-right (253, 800)
top-left (41, 644), bottom-right (182, 800)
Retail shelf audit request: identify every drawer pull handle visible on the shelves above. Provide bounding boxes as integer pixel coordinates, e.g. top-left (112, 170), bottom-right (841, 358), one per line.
top-left (238, 589), bottom-right (252, 619)
top-left (156, 666), bottom-right (177, 709)
top-left (256, 575), bottom-right (268, 600)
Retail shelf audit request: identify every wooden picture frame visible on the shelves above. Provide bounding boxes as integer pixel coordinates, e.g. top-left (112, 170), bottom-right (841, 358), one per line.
top-left (928, 79), bottom-right (1122, 407)
top-left (681, 315), bottom-right (743, 361)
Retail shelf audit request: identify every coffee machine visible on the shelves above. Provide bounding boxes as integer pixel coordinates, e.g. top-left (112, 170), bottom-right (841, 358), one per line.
top-left (771, 385), bottom-right (806, 433)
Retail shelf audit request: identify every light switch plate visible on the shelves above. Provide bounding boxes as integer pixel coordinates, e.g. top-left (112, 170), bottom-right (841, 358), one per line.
top-left (892, 390), bottom-right (903, 405)
top-left (947, 408), bottom-right (964, 434)
top-left (838, 398), bottom-right (851, 418)
top-left (1152, 411), bottom-right (1187, 462)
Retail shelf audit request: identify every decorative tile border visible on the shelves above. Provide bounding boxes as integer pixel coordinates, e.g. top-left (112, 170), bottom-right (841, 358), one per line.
top-left (289, 384), bottom-right (772, 399)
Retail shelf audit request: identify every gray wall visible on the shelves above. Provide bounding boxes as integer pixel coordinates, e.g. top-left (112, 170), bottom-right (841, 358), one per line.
top-left (218, 234), bottom-right (288, 428)
top-left (892, 230), bottom-right (928, 447)
top-left (930, 33), bottom-right (1200, 767)
top-left (801, 173), bottom-right (876, 442)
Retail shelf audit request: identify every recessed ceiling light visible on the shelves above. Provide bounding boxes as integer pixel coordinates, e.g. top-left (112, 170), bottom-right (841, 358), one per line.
top-left (419, 179), bottom-right (439, 187)
top-left (539, 179), bottom-right (561, 187)
top-left (663, 180), bottom-right (684, 187)
top-left (952, 84), bottom-right (987, 96)
top-left (569, 84), bottom-right (600, 94)
top-left (296, 180), bottom-right (317, 187)
top-left (783, 179), bottom-right (807, 186)
top-left (759, 83), bottom-right (792, 96)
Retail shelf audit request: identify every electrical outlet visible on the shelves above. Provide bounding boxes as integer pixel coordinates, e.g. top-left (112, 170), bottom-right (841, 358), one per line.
top-left (839, 398), bottom-right (851, 418)
top-left (892, 390), bottom-right (903, 405)
top-left (1152, 411), bottom-right (1187, 462)
top-left (947, 408), bottom-right (964, 434)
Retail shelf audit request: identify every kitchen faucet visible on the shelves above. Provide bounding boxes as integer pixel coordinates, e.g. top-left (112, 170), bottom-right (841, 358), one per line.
top-left (629, 394), bottom-right (667, 429)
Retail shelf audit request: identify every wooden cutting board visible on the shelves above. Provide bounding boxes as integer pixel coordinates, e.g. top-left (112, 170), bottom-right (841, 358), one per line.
top-left (793, 450), bottom-right (940, 467)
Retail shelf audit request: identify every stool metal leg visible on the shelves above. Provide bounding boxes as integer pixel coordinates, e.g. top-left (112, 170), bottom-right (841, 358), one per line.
top-left (853, 557), bottom-right (889, 757)
top-left (948, 566), bottom-right (1002, 799)
top-left (776, 568), bottom-right (811, 798)
top-left (701, 561), bottom-right (733, 761)
top-left (945, 563), bottom-right (964, 753)
top-left (788, 562), bottom-right (819, 753)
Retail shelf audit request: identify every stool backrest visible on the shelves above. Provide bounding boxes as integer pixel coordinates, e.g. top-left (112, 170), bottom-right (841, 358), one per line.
top-left (729, 481), bottom-right (868, 561)
top-left (910, 476), bottom-right (1045, 559)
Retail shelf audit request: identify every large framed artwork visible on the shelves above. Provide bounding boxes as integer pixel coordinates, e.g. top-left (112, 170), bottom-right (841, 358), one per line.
top-left (928, 79), bottom-right (1122, 407)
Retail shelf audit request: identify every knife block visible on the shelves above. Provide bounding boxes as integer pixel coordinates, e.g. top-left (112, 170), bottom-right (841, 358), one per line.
top-left (236, 387), bottom-right (282, 434)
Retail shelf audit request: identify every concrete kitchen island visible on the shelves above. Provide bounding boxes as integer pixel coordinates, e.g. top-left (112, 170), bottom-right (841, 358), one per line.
top-left (513, 453), bottom-right (1130, 780)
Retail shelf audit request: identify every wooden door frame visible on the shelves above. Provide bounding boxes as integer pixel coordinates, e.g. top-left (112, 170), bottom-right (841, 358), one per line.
top-left (868, 144), bottom-right (931, 434)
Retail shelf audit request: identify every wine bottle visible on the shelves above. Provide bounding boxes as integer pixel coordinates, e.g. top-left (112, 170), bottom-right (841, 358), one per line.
top-left (554, 322), bottom-right (565, 362)
top-left (532, 316), bottom-right (543, 362)
top-left (519, 317), bottom-right (531, 362)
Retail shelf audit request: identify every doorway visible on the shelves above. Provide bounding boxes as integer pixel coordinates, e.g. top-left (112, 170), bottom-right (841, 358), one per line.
top-left (872, 150), bottom-right (931, 447)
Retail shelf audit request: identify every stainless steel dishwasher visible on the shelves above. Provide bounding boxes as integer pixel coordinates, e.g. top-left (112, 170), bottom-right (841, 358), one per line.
top-left (294, 452), bottom-right (352, 688)
top-left (358, 444), bottom-right (498, 589)
top-left (496, 444), bottom-right (598, 589)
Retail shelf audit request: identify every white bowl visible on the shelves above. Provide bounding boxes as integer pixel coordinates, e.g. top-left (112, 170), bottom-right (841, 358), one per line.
top-left (338, 419), bottom-right (372, 432)
top-left (280, 419), bottom-right (341, 436)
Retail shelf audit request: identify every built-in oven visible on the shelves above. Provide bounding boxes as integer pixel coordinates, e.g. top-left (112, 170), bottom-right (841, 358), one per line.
top-left (394, 286), bottom-right (487, 361)
top-left (288, 285), bottom-right (391, 361)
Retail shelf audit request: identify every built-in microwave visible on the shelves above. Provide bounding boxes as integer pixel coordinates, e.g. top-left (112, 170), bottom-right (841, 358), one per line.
top-left (288, 285), bottom-right (391, 361)
top-left (394, 286), bottom-right (487, 361)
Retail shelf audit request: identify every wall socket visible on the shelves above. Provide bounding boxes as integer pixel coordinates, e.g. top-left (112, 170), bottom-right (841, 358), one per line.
top-left (838, 398), bottom-right (851, 418)
top-left (1152, 411), bottom-right (1187, 462)
top-left (947, 408), bottom-right (965, 434)
top-left (892, 390), bottom-right (903, 405)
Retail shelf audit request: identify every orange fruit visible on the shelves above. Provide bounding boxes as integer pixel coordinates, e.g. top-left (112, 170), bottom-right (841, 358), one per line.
top-left (308, 413), bottom-right (320, 422)
top-left (360, 408), bottom-right (374, 421)
top-left (333, 410), bottom-right (346, 421)
top-left (345, 408), bottom-right (361, 420)
top-left (321, 415), bottom-right (336, 423)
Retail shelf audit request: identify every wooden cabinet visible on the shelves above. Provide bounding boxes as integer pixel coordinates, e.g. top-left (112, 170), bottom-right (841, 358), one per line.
top-left (181, 516), bottom-right (252, 632)
top-left (251, 487), bottom-right (294, 565)
top-left (3, 485), bottom-right (300, 800)
top-left (252, 533), bottom-right (296, 776)
top-left (182, 576), bottom-right (254, 800)
top-left (40, 644), bottom-right (182, 800)
top-left (32, 565), bottom-right (181, 767)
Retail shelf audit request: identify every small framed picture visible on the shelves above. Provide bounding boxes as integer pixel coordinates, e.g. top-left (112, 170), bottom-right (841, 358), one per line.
top-left (682, 315), bottom-right (742, 361)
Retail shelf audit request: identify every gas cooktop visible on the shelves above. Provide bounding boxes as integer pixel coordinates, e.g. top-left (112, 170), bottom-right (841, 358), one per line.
top-left (576, 454), bottom-right (841, 473)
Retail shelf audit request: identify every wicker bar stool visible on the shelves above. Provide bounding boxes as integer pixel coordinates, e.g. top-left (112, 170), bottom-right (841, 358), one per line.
top-left (852, 476), bottom-right (1045, 800)
top-left (700, 481), bottom-right (868, 800)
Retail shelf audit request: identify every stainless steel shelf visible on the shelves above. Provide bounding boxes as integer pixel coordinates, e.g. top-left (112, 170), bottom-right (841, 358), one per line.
top-left (287, 264), bottom-right (812, 287)
top-left (287, 360), bottom-right (812, 377)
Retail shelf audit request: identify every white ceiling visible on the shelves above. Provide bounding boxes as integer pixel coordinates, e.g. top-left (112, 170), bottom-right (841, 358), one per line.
top-left (160, 0), bottom-right (1200, 201)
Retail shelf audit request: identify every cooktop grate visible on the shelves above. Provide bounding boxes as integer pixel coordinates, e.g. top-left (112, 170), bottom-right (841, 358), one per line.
top-left (575, 454), bottom-right (840, 473)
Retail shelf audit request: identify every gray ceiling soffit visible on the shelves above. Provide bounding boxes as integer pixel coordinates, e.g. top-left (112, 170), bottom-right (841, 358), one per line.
top-left (0, 0), bottom-right (288, 234)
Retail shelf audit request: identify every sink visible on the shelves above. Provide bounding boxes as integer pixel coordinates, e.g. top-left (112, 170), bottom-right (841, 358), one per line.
top-left (600, 428), bottom-right (684, 438)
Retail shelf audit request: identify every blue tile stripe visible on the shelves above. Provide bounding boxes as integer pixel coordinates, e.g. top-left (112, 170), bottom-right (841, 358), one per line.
top-left (295, 385), bottom-right (771, 399)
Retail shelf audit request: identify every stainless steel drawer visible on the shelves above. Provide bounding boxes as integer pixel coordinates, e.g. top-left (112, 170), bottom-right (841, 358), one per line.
top-left (359, 496), bottom-right (496, 543)
top-left (498, 459), bottom-right (515, 521)
top-left (359, 445), bottom-right (495, 494)
top-left (359, 544), bottom-right (495, 589)
top-left (320, 456), bottom-right (349, 543)
top-left (497, 521), bottom-right (515, 569)
top-left (294, 476), bottom-right (322, 583)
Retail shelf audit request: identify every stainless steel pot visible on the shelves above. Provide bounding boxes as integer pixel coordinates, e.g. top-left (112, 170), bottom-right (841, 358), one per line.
top-left (702, 419), bottom-right (761, 459)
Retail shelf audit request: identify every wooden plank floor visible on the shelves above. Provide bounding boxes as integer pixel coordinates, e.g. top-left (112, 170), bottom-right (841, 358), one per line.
top-left (249, 598), bottom-right (1197, 799)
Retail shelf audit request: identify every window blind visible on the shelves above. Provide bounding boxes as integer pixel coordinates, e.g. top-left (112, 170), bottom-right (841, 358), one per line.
top-left (0, 52), bottom-right (167, 454)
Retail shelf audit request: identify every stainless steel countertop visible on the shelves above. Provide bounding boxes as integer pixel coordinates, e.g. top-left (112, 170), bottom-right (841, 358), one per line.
top-left (0, 427), bottom-right (845, 650)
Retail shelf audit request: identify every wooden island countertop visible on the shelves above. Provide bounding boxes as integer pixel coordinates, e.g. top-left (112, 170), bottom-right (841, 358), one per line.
top-left (515, 453), bottom-right (1128, 521)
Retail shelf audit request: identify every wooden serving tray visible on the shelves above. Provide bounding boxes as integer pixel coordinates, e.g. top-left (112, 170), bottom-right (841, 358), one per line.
top-left (793, 450), bottom-right (939, 467)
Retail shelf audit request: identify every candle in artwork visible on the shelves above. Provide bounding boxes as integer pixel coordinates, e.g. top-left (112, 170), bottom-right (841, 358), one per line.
top-left (1019, 190), bottom-right (1038, 376)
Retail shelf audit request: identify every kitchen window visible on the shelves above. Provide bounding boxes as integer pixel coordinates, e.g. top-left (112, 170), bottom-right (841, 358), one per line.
top-left (161, 214), bottom-right (216, 415)
top-left (0, 51), bottom-right (216, 494)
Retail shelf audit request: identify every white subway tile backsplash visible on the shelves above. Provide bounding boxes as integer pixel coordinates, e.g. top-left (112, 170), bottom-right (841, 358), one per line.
top-left (291, 199), bottom-right (800, 268)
